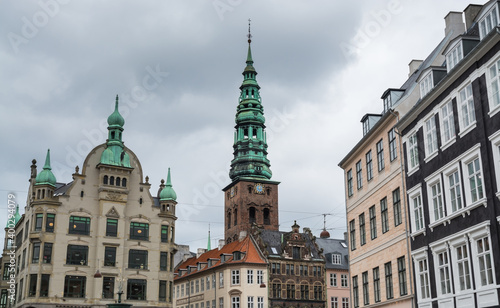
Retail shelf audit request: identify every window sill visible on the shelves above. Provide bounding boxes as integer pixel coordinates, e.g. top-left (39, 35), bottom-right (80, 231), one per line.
top-left (407, 166), bottom-right (419, 177)
top-left (430, 198), bottom-right (488, 229)
top-left (410, 229), bottom-right (426, 240)
top-left (458, 122), bottom-right (477, 139)
top-left (440, 136), bottom-right (456, 151)
top-left (424, 151), bottom-right (438, 164)
top-left (488, 103), bottom-right (500, 118)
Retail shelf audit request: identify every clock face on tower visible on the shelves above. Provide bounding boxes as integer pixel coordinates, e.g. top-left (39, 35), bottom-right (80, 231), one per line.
top-left (230, 187), bottom-right (235, 198)
top-left (254, 183), bottom-right (264, 194)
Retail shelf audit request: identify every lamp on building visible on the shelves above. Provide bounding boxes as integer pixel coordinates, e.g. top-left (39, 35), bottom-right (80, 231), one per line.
top-left (260, 283), bottom-right (266, 288)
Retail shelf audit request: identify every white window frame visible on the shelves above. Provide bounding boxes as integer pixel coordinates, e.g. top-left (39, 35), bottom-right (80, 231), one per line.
top-left (331, 296), bottom-right (338, 308)
top-left (479, 4), bottom-right (499, 40)
top-left (426, 174), bottom-right (444, 227)
top-left (330, 273), bottom-right (337, 287)
top-left (446, 41), bottom-right (464, 72)
top-left (430, 243), bottom-right (452, 298)
top-left (247, 296), bottom-right (254, 308)
top-left (332, 254), bottom-right (342, 265)
top-left (256, 270), bottom-right (263, 285)
top-left (460, 148), bottom-right (486, 208)
top-left (457, 83), bottom-right (477, 137)
top-left (487, 57), bottom-right (500, 117)
top-left (231, 296), bottom-right (240, 308)
top-left (231, 270), bottom-right (240, 285)
top-left (341, 274), bottom-right (348, 287)
top-left (449, 237), bottom-right (473, 293)
top-left (406, 130), bottom-right (420, 175)
top-left (420, 71), bottom-right (434, 98)
top-left (257, 297), bottom-right (264, 308)
top-left (439, 100), bottom-right (456, 150)
top-left (489, 130), bottom-right (500, 199)
top-left (247, 270), bottom-right (253, 284)
top-left (407, 184), bottom-right (425, 238)
top-left (442, 164), bottom-right (464, 218)
top-left (424, 114), bottom-right (438, 162)
top-left (412, 248), bottom-right (431, 302)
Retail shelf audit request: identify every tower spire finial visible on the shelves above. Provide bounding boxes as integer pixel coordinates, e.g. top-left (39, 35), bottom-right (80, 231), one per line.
top-left (247, 18), bottom-right (252, 43)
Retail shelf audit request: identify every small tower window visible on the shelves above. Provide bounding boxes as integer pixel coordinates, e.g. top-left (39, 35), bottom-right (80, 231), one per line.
top-left (37, 190), bottom-right (41, 199)
top-left (139, 198), bottom-right (143, 205)
top-left (111, 131), bottom-right (115, 139)
top-left (248, 186), bottom-right (252, 194)
top-left (244, 128), bottom-right (249, 139)
top-left (263, 208), bottom-right (270, 225)
top-left (103, 175), bottom-right (108, 185)
top-left (227, 212), bottom-right (232, 229)
top-left (249, 207), bottom-right (256, 224)
top-left (234, 209), bottom-right (237, 226)
top-left (252, 127), bottom-right (257, 139)
top-left (80, 191), bottom-right (84, 198)
top-left (110, 176), bottom-right (115, 185)
top-left (42, 189), bottom-right (45, 199)
top-left (122, 178), bottom-right (127, 187)
top-left (245, 89), bottom-right (249, 97)
top-left (266, 188), bottom-right (270, 196)
top-left (116, 177), bottom-right (121, 186)
top-left (251, 89), bottom-right (255, 97)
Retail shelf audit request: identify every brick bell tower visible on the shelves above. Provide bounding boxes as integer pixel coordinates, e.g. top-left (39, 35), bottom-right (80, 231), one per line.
top-left (223, 23), bottom-right (280, 243)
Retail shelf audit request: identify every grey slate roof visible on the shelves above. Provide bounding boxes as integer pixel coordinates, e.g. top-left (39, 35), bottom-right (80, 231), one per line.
top-left (258, 229), bottom-right (322, 260)
top-left (315, 237), bottom-right (349, 271)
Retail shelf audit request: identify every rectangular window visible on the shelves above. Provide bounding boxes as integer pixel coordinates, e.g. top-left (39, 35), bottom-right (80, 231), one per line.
top-left (66, 245), bottom-right (88, 265)
top-left (332, 254), bottom-right (341, 265)
top-left (43, 243), bottom-right (52, 264)
top-left (103, 277), bottom-right (115, 299)
top-left (247, 296), bottom-right (254, 308)
top-left (385, 262), bottom-right (393, 299)
top-left (45, 213), bottom-right (55, 232)
top-left (300, 284), bottom-right (308, 299)
top-left (347, 169), bottom-right (353, 197)
top-left (437, 251), bottom-right (452, 294)
top-left (127, 279), bottom-right (147, 300)
top-left (28, 274), bottom-right (37, 297)
top-left (130, 222), bottom-right (149, 240)
top-left (366, 151), bottom-right (373, 181)
top-left (257, 270), bottom-right (263, 284)
top-left (425, 116), bottom-right (438, 156)
top-left (446, 43), bottom-right (463, 71)
top-left (206, 276), bottom-right (210, 290)
top-left (389, 129), bottom-right (397, 161)
top-left (331, 297), bottom-right (338, 308)
top-left (159, 280), bottom-right (167, 302)
top-left (128, 250), bottom-right (148, 269)
top-left (418, 259), bottom-right (430, 299)
top-left (459, 84), bottom-right (476, 129)
top-left (373, 267), bottom-right (380, 303)
top-left (448, 170), bottom-right (463, 212)
top-left (104, 246), bottom-right (116, 267)
top-left (2, 263), bottom-right (8, 280)
top-left (488, 58), bottom-right (500, 110)
top-left (313, 285), bottom-right (322, 300)
top-left (420, 73), bottom-right (433, 97)
top-left (479, 6), bottom-right (498, 39)
top-left (32, 242), bottom-right (40, 263)
top-left (286, 284), bottom-right (295, 299)
top-left (231, 296), bottom-right (240, 308)
top-left (69, 216), bottom-right (90, 235)
top-left (342, 297), bottom-right (349, 308)
top-left (349, 219), bottom-right (356, 250)
top-left (362, 271), bottom-right (369, 305)
top-left (257, 297), bottom-right (263, 308)
top-left (359, 213), bottom-right (366, 246)
top-left (467, 158), bottom-right (484, 203)
top-left (369, 205), bottom-right (377, 240)
top-left (380, 198), bottom-right (389, 233)
top-left (160, 252), bottom-right (168, 271)
top-left (330, 273), bottom-right (337, 287)
top-left (430, 181), bottom-right (444, 221)
top-left (219, 272), bottom-right (224, 287)
top-left (352, 276), bottom-right (359, 308)
top-left (64, 275), bottom-right (86, 298)
top-left (341, 274), bottom-right (348, 287)
top-left (219, 298), bottom-right (223, 308)
top-left (35, 214), bottom-right (43, 231)
top-left (273, 283), bottom-right (281, 298)
top-left (161, 225), bottom-right (169, 242)
top-left (356, 160), bottom-right (362, 189)
top-left (441, 101), bottom-right (456, 144)
top-left (393, 188), bottom-right (402, 226)
top-left (231, 270), bottom-right (240, 285)
top-left (376, 139), bottom-right (385, 171)
top-left (476, 236), bottom-right (494, 286)
top-left (40, 274), bottom-right (49, 297)
top-left (201, 276), bottom-right (205, 291)
top-left (408, 133), bottom-right (419, 170)
top-left (106, 219), bottom-right (118, 237)
top-left (411, 194), bottom-right (424, 232)
top-left (247, 270), bottom-right (253, 284)
top-left (456, 244), bottom-right (472, 291)
top-left (398, 257), bottom-right (407, 295)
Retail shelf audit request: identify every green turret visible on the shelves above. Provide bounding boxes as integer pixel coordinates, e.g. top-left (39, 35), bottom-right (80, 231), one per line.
top-left (35, 149), bottom-right (57, 187)
top-left (160, 168), bottom-right (177, 201)
top-left (229, 30), bottom-right (272, 180)
top-left (100, 96), bottom-right (131, 167)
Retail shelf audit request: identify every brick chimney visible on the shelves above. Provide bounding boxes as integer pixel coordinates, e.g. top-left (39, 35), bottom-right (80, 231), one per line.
top-left (444, 11), bottom-right (465, 37)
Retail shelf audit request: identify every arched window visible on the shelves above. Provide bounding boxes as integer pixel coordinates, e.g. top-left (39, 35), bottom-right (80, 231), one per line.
top-left (227, 212), bottom-right (232, 229)
top-left (122, 178), bottom-right (127, 187)
top-left (234, 209), bottom-right (237, 226)
top-left (103, 175), bottom-right (108, 185)
top-left (116, 177), bottom-right (121, 186)
top-left (263, 208), bottom-right (270, 225)
top-left (110, 176), bottom-right (115, 185)
top-left (249, 207), bottom-right (256, 224)
top-left (37, 190), bottom-right (40, 199)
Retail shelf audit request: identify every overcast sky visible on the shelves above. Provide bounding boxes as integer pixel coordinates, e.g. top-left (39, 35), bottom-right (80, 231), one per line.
top-left (0, 0), bottom-right (476, 251)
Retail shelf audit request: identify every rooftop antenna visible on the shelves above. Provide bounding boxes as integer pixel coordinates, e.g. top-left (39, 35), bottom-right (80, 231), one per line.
top-left (207, 223), bottom-right (211, 251)
top-left (322, 213), bottom-right (331, 231)
top-left (247, 18), bottom-right (252, 43)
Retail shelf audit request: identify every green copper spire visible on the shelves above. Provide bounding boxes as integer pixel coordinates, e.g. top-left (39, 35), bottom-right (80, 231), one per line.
top-left (160, 168), bottom-right (177, 201)
top-left (207, 224), bottom-right (211, 250)
top-left (35, 149), bottom-right (57, 187)
top-left (100, 95), bottom-right (131, 167)
top-left (229, 25), bottom-right (272, 180)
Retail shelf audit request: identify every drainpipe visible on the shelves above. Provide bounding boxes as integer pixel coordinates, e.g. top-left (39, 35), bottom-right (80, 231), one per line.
top-left (390, 109), bottom-right (415, 308)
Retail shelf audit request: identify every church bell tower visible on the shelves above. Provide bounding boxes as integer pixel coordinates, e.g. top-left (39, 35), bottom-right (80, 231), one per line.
top-left (223, 23), bottom-right (280, 243)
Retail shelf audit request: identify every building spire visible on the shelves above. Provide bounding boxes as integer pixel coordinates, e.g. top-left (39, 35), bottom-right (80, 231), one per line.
top-left (228, 24), bottom-right (272, 181)
top-left (100, 95), bottom-right (131, 167)
top-left (160, 168), bottom-right (177, 201)
top-left (207, 224), bottom-right (211, 251)
top-left (35, 149), bottom-right (57, 187)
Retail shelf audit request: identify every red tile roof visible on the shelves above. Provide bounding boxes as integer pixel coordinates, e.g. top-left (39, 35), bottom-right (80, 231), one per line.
top-left (175, 236), bottom-right (266, 280)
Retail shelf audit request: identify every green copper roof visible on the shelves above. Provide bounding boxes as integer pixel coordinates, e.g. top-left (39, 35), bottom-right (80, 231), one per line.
top-left (160, 168), bottom-right (177, 201)
top-left (100, 96), bottom-right (131, 168)
top-left (229, 34), bottom-right (272, 181)
top-left (35, 149), bottom-right (57, 187)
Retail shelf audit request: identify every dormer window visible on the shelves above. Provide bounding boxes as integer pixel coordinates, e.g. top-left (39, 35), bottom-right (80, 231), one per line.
top-left (383, 95), bottom-right (391, 113)
top-left (420, 72), bottom-right (433, 98)
top-left (233, 251), bottom-right (241, 261)
top-left (479, 5), bottom-right (499, 40)
top-left (382, 89), bottom-right (404, 113)
top-left (332, 254), bottom-right (342, 265)
top-left (361, 114), bottom-right (382, 136)
top-left (446, 42), bottom-right (463, 72)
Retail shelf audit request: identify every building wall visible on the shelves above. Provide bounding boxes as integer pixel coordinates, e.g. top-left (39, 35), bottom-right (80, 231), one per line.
top-left (326, 269), bottom-right (350, 308)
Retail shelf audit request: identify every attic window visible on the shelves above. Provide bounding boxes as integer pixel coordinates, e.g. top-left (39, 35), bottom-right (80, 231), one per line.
top-left (332, 254), bottom-right (342, 265)
top-left (446, 42), bottom-right (463, 72)
top-left (271, 247), bottom-right (278, 254)
top-left (233, 251), bottom-right (241, 261)
top-left (340, 242), bottom-right (347, 248)
top-left (383, 95), bottom-right (392, 113)
top-left (479, 6), bottom-right (499, 40)
top-left (420, 72), bottom-right (433, 98)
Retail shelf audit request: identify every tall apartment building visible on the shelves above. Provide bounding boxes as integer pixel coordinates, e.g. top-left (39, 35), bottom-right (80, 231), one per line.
top-left (338, 8), bottom-right (466, 308)
top-left (0, 98), bottom-right (177, 307)
top-left (397, 2), bottom-right (500, 307)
